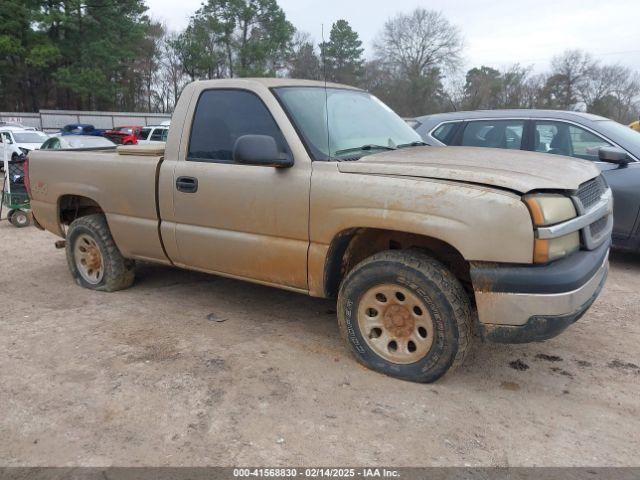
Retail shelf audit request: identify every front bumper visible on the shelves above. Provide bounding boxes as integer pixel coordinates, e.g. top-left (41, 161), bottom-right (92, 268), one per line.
top-left (471, 240), bottom-right (609, 344)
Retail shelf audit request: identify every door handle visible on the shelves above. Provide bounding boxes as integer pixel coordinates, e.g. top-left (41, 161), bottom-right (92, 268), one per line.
top-left (176, 176), bottom-right (198, 193)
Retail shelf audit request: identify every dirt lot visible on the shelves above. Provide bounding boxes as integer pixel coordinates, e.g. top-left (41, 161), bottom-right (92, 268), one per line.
top-left (1, 216), bottom-right (639, 467)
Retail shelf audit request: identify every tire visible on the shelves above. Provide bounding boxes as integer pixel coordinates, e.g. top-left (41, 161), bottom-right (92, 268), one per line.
top-left (7, 209), bottom-right (16, 222)
top-left (9, 209), bottom-right (30, 228)
top-left (65, 214), bottom-right (135, 292)
top-left (337, 250), bottom-right (472, 383)
top-left (11, 153), bottom-right (19, 162)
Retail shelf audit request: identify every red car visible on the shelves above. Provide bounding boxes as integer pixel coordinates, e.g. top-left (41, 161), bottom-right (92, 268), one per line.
top-left (103, 126), bottom-right (142, 145)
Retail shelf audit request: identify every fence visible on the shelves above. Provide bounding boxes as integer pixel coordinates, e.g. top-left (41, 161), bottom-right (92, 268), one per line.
top-left (0, 110), bottom-right (172, 132)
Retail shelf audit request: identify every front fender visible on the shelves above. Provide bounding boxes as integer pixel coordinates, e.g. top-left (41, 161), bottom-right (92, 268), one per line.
top-left (308, 163), bottom-right (535, 296)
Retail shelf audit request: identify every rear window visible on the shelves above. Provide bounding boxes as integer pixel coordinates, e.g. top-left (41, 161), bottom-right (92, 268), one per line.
top-left (150, 128), bottom-right (168, 142)
top-left (140, 128), bottom-right (151, 140)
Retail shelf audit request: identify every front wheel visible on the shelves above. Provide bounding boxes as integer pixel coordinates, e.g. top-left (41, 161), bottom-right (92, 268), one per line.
top-left (337, 250), bottom-right (472, 383)
top-left (65, 214), bottom-right (135, 291)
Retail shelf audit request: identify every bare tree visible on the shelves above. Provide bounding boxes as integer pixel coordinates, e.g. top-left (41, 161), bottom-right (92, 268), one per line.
top-left (374, 9), bottom-right (462, 78)
top-left (371, 9), bottom-right (462, 116)
top-left (543, 50), bottom-right (594, 109)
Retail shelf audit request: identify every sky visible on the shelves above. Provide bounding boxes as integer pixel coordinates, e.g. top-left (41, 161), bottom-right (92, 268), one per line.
top-left (146, 0), bottom-right (640, 73)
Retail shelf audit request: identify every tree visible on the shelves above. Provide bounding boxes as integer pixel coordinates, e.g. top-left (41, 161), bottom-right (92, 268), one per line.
top-left (175, 0), bottom-right (295, 79)
top-left (288, 31), bottom-right (321, 80)
top-left (541, 50), bottom-right (594, 109)
top-left (463, 66), bottom-right (502, 110)
top-left (156, 32), bottom-right (190, 112)
top-left (374, 9), bottom-right (462, 79)
top-left (319, 19), bottom-right (364, 84)
top-left (372, 9), bottom-right (461, 116)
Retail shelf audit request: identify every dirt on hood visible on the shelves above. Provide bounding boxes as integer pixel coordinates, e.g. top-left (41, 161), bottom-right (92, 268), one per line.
top-left (336, 146), bottom-right (601, 193)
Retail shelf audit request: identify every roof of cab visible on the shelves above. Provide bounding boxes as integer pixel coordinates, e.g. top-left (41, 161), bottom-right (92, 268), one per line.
top-left (189, 77), bottom-right (361, 91)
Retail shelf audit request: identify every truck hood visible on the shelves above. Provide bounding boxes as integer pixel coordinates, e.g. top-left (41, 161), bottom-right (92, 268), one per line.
top-left (336, 146), bottom-right (600, 193)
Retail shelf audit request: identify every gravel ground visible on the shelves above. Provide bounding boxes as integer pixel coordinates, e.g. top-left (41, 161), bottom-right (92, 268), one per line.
top-left (0, 217), bottom-right (639, 467)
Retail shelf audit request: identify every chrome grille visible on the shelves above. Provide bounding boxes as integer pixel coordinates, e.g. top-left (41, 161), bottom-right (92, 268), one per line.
top-left (575, 176), bottom-right (607, 211)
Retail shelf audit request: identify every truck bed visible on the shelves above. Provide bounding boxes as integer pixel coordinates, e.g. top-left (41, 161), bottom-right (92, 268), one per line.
top-left (28, 144), bottom-right (169, 263)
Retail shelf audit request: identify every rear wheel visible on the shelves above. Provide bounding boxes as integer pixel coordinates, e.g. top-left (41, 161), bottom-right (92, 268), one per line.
top-left (9, 209), bottom-right (30, 228)
top-left (65, 214), bottom-right (135, 291)
top-left (337, 250), bottom-right (472, 383)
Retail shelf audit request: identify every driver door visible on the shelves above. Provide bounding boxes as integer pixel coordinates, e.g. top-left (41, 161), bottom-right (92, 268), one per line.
top-left (167, 88), bottom-right (311, 290)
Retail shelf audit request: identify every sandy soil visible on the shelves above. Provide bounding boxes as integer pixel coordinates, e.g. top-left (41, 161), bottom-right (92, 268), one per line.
top-left (0, 217), bottom-right (639, 467)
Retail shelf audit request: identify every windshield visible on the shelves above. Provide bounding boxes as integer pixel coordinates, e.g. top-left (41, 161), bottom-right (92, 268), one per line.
top-left (596, 120), bottom-right (640, 157)
top-left (66, 136), bottom-right (115, 148)
top-left (274, 87), bottom-right (422, 160)
top-left (13, 132), bottom-right (48, 144)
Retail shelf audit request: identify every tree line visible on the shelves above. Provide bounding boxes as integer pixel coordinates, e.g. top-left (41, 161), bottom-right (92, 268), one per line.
top-left (1, 0), bottom-right (639, 123)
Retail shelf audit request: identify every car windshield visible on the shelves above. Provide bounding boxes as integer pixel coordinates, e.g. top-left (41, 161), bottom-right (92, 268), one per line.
top-left (66, 136), bottom-right (115, 148)
top-left (13, 132), bottom-right (48, 143)
top-left (274, 87), bottom-right (423, 160)
top-left (114, 127), bottom-right (133, 134)
top-left (595, 120), bottom-right (640, 156)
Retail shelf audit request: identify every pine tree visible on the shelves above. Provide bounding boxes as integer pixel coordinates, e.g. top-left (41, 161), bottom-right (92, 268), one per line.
top-left (320, 19), bottom-right (364, 85)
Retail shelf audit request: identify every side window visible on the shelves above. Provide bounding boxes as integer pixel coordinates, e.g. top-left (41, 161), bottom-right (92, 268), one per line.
top-left (431, 122), bottom-right (460, 145)
top-left (150, 128), bottom-right (165, 142)
top-left (569, 125), bottom-right (611, 160)
top-left (188, 89), bottom-right (288, 163)
top-left (139, 128), bottom-right (151, 140)
top-left (461, 120), bottom-right (524, 150)
top-left (161, 128), bottom-right (168, 141)
top-left (534, 121), bottom-right (612, 161)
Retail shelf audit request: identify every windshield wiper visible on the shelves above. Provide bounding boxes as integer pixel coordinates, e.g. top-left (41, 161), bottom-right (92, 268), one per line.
top-left (334, 144), bottom-right (397, 155)
top-left (397, 141), bottom-right (428, 148)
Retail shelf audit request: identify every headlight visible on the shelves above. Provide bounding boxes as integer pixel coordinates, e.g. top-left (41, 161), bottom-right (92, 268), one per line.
top-left (524, 194), bottom-right (580, 263)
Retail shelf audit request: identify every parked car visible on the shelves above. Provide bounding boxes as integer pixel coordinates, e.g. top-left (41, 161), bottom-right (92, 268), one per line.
top-left (137, 125), bottom-right (168, 144)
top-left (0, 128), bottom-right (49, 162)
top-left (414, 110), bottom-right (640, 252)
top-left (60, 124), bottom-right (105, 136)
top-left (103, 126), bottom-right (142, 145)
top-left (28, 79), bottom-right (611, 383)
top-left (40, 135), bottom-right (116, 150)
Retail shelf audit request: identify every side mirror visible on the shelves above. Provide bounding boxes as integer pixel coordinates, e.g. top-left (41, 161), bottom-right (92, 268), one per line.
top-left (233, 135), bottom-right (293, 168)
top-left (598, 146), bottom-right (631, 165)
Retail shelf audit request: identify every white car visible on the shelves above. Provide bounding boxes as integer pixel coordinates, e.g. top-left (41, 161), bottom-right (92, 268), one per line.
top-left (137, 125), bottom-right (169, 145)
top-left (0, 128), bottom-right (49, 163)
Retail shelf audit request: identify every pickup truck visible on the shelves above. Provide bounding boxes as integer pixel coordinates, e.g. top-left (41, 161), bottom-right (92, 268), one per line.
top-left (27, 78), bottom-right (612, 383)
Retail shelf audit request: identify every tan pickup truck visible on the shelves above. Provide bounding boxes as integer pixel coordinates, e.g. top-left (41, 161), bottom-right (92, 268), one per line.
top-left (26, 79), bottom-right (612, 382)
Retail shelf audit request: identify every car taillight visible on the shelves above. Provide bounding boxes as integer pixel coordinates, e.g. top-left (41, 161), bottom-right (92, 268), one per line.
top-left (24, 156), bottom-right (32, 198)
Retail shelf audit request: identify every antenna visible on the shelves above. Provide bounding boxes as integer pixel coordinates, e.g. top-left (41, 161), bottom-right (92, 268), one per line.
top-left (321, 23), bottom-right (331, 160)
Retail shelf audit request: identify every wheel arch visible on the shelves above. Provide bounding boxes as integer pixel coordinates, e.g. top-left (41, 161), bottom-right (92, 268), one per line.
top-left (58, 194), bottom-right (105, 229)
top-left (321, 227), bottom-right (471, 299)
